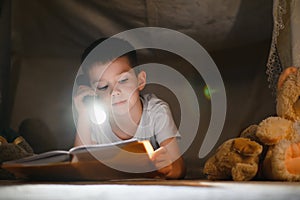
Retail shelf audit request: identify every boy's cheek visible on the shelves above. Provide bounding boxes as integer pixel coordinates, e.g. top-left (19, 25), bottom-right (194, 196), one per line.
top-left (120, 85), bottom-right (138, 94)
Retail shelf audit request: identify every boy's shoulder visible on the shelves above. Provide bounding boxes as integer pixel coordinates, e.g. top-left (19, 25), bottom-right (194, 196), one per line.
top-left (141, 93), bottom-right (170, 111)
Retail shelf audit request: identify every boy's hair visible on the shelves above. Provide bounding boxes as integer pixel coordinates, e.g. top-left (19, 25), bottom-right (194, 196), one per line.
top-left (81, 38), bottom-right (137, 74)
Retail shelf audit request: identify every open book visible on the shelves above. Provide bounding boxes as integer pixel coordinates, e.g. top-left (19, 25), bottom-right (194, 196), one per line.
top-left (1, 139), bottom-right (159, 181)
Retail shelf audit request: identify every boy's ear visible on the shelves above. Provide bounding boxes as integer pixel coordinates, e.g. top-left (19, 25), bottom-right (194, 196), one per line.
top-left (137, 71), bottom-right (146, 90)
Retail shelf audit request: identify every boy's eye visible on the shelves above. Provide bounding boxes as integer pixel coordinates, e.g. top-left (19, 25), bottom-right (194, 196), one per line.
top-left (97, 85), bottom-right (108, 91)
top-left (95, 81), bottom-right (109, 91)
top-left (118, 77), bottom-right (128, 83)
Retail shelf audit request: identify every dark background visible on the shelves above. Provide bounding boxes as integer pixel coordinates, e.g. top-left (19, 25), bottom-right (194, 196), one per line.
top-left (0, 0), bottom-right (275, 178)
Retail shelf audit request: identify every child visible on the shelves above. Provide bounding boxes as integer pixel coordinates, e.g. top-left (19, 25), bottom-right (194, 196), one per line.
top-left (73, 38), bottom-right (185, 179)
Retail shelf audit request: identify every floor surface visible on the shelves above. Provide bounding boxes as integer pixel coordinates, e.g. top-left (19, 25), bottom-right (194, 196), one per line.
top-left (0, 180), bottom-right (299, 200)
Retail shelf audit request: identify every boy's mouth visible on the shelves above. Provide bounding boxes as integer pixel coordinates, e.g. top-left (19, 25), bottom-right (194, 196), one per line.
top-left (112, 100), bottom-right (127, 106)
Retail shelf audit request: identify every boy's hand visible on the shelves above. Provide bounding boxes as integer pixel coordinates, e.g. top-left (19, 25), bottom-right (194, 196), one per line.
top-left (74, 85), bottom-right (96, 114)
top-left (73, 85), bottom-right (97, 147)
top-left (150, 147), bottom-right (173, 178)
top-left (150, 138), bottom-right (186, 179)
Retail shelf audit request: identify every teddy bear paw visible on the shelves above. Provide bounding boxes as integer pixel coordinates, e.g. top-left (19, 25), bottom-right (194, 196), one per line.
top-left (283, 141), bottom-right (300, 179)
top-left (263, 140), bottom-right (300, 181)
top-left (256, 117), bottom-right (294, 145)
top-left (232, 163), bottom-right (258, 181)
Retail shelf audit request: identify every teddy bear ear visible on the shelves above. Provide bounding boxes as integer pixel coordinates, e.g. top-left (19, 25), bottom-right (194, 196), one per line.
top-left (232, 138), bottom-right (263, 156)
top-left (277, 66), bottom-right (298, 90)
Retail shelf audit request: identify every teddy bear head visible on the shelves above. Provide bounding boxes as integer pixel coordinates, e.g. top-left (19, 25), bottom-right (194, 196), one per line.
top-left (276, 67), bottom-right (300, 121)
top-left (259, 67), bottom-right (300, 145)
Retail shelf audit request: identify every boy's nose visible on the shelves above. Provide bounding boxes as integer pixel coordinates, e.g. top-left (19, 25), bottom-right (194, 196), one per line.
top-left (111, 85), bottom-right (121, 96)
top-left (111, 90), bottom-right (120, 96)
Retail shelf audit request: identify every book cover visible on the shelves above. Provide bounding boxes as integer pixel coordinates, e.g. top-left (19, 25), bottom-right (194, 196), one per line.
top-left (1, 139), bottom-right (159, 181)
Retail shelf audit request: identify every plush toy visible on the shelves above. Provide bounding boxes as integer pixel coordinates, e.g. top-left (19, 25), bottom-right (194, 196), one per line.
top-left (254, 66), bottom-right (300, 181)
top-left (0, 128), bottom-right (34, 179)
top-left (203, 66), bottom-right (300, 181)
top-left (203, 137), bottom-right (263, 181)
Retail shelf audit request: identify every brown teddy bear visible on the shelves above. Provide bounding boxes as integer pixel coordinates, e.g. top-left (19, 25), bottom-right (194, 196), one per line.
top-left (203, 137), bottom-right (263, 181)
top-left (203, 66), bottom-right (300, 181)
top-left (254, 66), bottom-right (300, 181)
top-left (0, 128), bottom-right (34, 179)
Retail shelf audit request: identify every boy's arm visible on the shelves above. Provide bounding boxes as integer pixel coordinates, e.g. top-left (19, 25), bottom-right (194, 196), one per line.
top-left (74, 113), bottom-right (95, 146)
top-left (73, 85), bottom-right (97, 147)
top-left (151, 137), bottom-right (186, 179)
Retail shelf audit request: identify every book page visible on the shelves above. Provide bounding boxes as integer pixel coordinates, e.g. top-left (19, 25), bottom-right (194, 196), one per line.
top-left (70, 139), bottom-right (155, 173)
top-left (3, 150), bottom-right (71, 166)
top-left (2, 140), bottom-right (158, 180)
top-left (69, 138), bottom-right (139, 153)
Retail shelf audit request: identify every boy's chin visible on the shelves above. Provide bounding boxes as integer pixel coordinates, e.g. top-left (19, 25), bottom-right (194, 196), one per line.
top-left (111, 108), bottom-right (130, 117)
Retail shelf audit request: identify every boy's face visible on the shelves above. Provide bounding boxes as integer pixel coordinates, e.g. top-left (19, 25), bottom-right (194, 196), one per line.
top-left (88, 56), bottom-right (145, 116)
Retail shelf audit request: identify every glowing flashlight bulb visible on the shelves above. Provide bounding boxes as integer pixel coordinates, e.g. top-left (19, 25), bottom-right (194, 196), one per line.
top-left (92, 103), bottom-right (107, 124)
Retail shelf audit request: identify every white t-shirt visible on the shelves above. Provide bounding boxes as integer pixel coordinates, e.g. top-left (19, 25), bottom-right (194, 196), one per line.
top-left (90, 94), bottom-right (180, 150)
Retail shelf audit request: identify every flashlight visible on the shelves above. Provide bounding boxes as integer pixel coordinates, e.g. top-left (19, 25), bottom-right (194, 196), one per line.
top-left (83, 95), bottom-right (107, 125)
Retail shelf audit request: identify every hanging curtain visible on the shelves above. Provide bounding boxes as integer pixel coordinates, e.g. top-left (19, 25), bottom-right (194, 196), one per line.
top-left (267, 0), bottom-right (300, 94)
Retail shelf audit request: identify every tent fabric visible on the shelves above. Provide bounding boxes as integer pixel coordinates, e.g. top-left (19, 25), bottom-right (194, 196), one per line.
top-left (0, 0), bottom-right (287, 178)
top-left (0, 0), bottom-right (11, 129)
